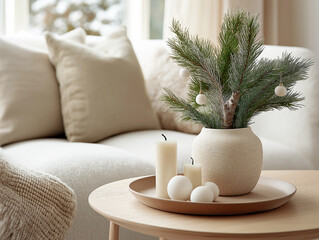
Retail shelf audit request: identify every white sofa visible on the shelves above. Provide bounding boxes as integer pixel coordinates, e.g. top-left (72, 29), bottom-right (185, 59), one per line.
top-left (1, 35), bottom-right (318, 240)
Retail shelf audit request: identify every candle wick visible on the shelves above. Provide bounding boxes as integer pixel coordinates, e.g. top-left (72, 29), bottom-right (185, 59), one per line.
top-left (191, 157), bottom-right (194, 165)
top-left (161, 134), bottom-right (167, 141)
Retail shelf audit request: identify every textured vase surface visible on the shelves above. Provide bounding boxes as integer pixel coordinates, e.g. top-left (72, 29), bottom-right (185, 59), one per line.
top-left (192, 127), bottom-right (263, 196)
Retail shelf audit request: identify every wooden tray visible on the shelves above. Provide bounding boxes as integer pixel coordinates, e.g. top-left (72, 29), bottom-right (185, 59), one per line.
top-left (129, 176), bottom-right (296, 215)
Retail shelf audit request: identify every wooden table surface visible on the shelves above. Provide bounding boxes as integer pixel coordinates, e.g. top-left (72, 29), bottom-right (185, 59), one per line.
top-left (89, 170), bottom-right (319, 240)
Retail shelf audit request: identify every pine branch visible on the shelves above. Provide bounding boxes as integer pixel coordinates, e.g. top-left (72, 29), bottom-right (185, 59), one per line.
top-left (220, 13), bottom-right (263, 127)
top-left (161, 11), bottom-right (312, 130)
top-left (246, 92), bottom-right (304, 125)
top-left (167, 20), bottom-right (224, 119)
top-left (234, 53), bottom-right (312, 127)
top-left (160, 88), bottom-right (218, 128)
top-left (187, 77), bottom-right (224, 127)
top-left (256, 93), bottom-right (304, 112)
top-left (240, 58), bottom-right (277, 96)
top-left (228, 14), bottom-right (263, 93)
top-left (217, 11), bottom-right (246, 94)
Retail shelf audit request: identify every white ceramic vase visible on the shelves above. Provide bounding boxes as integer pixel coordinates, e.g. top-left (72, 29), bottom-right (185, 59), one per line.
top-left (192, 127), bottom-right (263, 196)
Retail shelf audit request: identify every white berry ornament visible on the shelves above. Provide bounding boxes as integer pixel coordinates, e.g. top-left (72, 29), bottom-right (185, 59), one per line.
top-left (275, 83), bottom-right (287, 97)
top-left (195, 81), bottom-right (207, 105)
top-left (196, 93), bottom-right (207, 105)
top-left (179, 68), bottom-right (190, 79)
top-left (167, 176), bottom-right (193, 201)
top-left (275, 72), bottom-right (288, 97)
top-left (204, 182), bottom-right (220, 201)
top-left (190, 186), bottom-right (214, 203)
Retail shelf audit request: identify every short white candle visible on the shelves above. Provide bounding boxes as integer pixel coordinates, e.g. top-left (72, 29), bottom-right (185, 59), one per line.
top-left (184, 158), bottom-right (202, 189)
top-left (156, 134), bottom-right (177, 198)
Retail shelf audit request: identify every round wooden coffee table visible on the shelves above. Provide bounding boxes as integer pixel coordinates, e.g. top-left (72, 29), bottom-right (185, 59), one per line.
top-left (89, 170), bottom-right (319, 240)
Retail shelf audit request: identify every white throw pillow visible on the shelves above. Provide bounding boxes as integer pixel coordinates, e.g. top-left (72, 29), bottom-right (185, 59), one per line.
top-left (45, 27), bottom-right (160, 143)
top-left (0, 28), bottom-right (86, 146)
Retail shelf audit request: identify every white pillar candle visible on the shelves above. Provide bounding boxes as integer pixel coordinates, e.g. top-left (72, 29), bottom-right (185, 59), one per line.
top-left (184, 158), bottom-right (202, 189)
top-left (156, 134), bottom-right (177, 199)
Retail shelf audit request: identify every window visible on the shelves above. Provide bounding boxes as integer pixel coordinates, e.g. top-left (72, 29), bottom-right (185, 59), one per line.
top-left (29, 0), bottom-right (126, 35)
top-left (1, 0), bottom-right (164, 39)
top-left (150, 0), bottom-right (164, 39)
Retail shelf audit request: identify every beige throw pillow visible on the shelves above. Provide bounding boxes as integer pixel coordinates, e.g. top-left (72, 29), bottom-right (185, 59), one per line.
top-left (0, 29), bottom-right (86, 146)
top-left (45, 27), bottom-right (160, 143)
top-left (134, 42), bottom-right (203, 134)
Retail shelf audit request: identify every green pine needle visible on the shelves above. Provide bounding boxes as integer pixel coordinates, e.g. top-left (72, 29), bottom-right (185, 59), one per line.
top-left (161, 10), bottom-right (312, 129)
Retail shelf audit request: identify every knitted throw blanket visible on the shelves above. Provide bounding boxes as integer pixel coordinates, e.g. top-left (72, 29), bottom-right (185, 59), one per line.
top-left (0, 153), bottom-right (76, 240)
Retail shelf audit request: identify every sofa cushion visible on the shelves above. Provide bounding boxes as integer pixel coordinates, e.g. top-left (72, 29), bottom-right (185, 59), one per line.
top-left (2, 139), bottom-right (155, 240)
top-left (100, 130), bottom-right (314, 171)
top-left (45, 27), bottom-right (160, 143)
top-left (0, 28), bottom-right (86, 146)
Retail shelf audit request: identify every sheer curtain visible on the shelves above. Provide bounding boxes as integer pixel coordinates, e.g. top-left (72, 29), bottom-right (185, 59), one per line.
top-left (2, 0), bottom-right (29, 35)
top-left (0, 0), bottom-right (4, 34)
top-left (163, 0), bottom-right (318, 52)
top-left (163, 0), bottom-right (262, 45)
top-left (126, 0), bottom-right (150, 40)
top-left (163, 0), bottom-right (223, 45)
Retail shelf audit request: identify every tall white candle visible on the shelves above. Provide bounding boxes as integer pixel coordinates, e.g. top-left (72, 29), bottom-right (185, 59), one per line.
top-left (156, 134), bottom-right (177, 199)
top-left (184, 158), bottom-right (202, 189)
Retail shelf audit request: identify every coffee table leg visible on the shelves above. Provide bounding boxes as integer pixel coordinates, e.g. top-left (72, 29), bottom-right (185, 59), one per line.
top-left (109, 221), bottom-right (119, 240)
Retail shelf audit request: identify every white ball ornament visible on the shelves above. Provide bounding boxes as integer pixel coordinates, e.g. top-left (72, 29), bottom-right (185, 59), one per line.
top-left (196, 93), bottom-right (207, 105)
top-left (275, 83), bottom-right (287, 97)
top-left (179, 68), bottom-right (190, 79)
top-left (195, 93), bottom-right (207, 105)
top-left (167, 176), bottom-right (193, 201)
top-left (190, 186), bottom-right (214, 203)
top-left (204, 182), bottom-right (220, 201)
